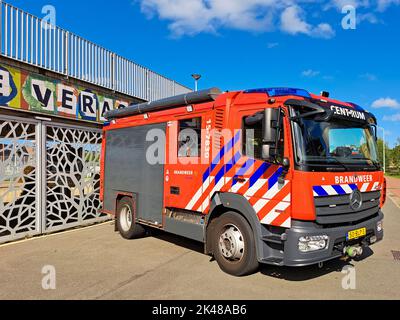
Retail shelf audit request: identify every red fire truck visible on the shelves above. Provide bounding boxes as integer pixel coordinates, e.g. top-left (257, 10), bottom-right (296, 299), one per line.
top-left (100, 87), bottom-right (385, 276)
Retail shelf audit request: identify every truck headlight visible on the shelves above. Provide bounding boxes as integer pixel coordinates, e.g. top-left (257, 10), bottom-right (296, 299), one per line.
top-left (377, 220), bottom-right (383, 232)
top-left (298, 235), bottom-right (329, 253)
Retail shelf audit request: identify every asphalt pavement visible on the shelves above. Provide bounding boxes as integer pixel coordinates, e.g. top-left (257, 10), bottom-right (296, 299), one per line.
top-left (0, 198), bottom-right (399, 300)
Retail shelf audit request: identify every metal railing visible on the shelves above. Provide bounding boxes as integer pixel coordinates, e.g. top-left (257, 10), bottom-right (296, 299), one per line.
top-left (0, 1), bottom-right (191, 101)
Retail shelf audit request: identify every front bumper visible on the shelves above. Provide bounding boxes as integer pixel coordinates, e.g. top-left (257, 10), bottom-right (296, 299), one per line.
top-left (281, 211), bottom-right (384, 267)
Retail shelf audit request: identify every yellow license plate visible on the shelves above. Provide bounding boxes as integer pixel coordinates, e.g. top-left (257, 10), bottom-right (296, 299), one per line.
top-left (347, 228), bottom-right (367, 241)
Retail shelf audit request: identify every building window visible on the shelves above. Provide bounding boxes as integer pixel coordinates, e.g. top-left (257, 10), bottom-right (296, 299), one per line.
top-left (178, 118), bottom-right (202, 157)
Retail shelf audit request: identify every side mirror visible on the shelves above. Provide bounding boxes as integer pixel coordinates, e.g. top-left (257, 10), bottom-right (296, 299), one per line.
top-left (262, 108), bottom-right (280, 161)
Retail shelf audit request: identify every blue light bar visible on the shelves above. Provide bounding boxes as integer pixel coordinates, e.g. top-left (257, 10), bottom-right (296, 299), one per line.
top-left (244, 87), bottom-right (311, 98)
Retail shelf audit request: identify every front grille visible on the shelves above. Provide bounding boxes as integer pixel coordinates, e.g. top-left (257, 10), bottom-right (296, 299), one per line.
top-left (314, 191), bottom-right (381, 225)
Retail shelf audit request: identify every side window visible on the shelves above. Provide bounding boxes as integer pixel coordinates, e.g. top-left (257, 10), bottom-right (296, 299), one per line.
top-left (178, 118), bottom-right (202, 157)
top-left (242, 116), bottom-right (263, 159)
top-left (242, 109), bottom-right (285, 161)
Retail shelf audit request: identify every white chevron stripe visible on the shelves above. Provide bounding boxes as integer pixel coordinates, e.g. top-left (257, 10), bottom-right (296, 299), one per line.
top-left (322, 185), bottom-right (337, 196)
top-left (259, 180), bottom-right (289, 200)
top-left (253, 182), bottom-right (289, 214)
top-left (341, 184), bottom-right (353, 194)
top-left (229, 180), bottom-right (246, 193)
top-left (281, 217), bottom-right (291, 228)
top-left (360, 183), bottom-right (369, 193)
top-left (372, 182), bottom-right (379, 191)
top-left (253, 198), bottom-right (271, 214)
top-left (260, 196), bottom-right (291, 225)
top-left (185, 176), bottom-right (214, 210)
top-left (198, 177), bottom-right (232, 212)
top-left (244, 179), bottom-right (267, 197)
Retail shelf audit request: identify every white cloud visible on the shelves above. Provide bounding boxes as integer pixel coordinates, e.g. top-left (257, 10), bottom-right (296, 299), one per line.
top-left (280, 6), bottom-right (335, 38)
top-left (360, 73), bottom-right (378, 81)
top-left (328, 0), bottom-right (371, 10)
top-left (280, 6), bottom-right (310, 35)
top-left (140, 1), bottom-right (335, 38)
top-left (377, 0), bottom-right (400, 11)
top-left (358, 13), bottom-right (381, 24)
top-left (372, 97), bottom-right (400, 109)
top-left (383, 113), bottom-right (400, 121)
top-left (302, 69), bottom-right (320, 77)
top-left (267, 42), bottom-right (279, 49)
top-left (138, 0), bottom-right (399, 37)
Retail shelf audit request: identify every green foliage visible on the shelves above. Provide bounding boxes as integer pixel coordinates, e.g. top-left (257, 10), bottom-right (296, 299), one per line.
top-left (382, 138), bottom-right (400, 176)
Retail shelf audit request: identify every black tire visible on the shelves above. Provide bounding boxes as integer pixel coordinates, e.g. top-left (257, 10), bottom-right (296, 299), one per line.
top-left (116, 197), bottom-right (146, 240)
top-left (211, 212), bottom-right (259, 276)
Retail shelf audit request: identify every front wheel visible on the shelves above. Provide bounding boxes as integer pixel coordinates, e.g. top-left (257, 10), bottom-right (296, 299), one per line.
top-left (116, 197), bottom-right (146, 239)
top-left (211, 212), bottom-right (259, 276)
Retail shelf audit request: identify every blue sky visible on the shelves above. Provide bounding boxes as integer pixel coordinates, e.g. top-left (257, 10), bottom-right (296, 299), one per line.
top-left (9, 0), bottom-right (400, 146)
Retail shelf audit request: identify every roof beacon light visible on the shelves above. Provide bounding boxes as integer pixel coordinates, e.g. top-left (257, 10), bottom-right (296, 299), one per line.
top-left (321, 91), bottom-right (330, 98)
top-left (244, 87), bottom-right (311, 99)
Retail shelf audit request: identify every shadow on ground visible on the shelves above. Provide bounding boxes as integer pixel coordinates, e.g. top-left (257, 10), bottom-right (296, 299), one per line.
top-left (149, 229), bottom-right (375, 282)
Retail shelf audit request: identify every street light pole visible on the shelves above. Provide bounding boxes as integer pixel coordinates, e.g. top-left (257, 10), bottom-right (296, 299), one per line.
top-left (191, 74), bottom-right (202, 92)
top-left (383, 127), bottom-right (386, 174)
top-left (378, 126), bottom-right (386, 174)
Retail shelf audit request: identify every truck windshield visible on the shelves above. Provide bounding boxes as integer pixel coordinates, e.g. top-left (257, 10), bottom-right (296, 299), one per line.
top-left (291, 113), bottom-right (379, 171)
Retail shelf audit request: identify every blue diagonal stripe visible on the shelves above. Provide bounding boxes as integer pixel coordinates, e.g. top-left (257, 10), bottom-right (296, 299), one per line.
top-left (215, 152), bottom-right (241, 184)
top-left (203, 131), bottom-right (241, 182)
top-left (313, 186), bottom-right (329, 197)
top-left (267, 167), bottom-right (283, 190)
top-left (249, 162), bottom-right (270, 188)
top-left (349, 184), bottom-right (358, 191)
top-left (332, 185), bottom-right (346, 195)
top-left (236, 159), bottom-right (255, 176)
top-left (225, 152), bottom-right (241, 173)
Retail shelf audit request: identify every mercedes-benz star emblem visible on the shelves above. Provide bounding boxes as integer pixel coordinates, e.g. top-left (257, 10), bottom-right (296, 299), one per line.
top-left (350, 189), bottom-right (363, 211)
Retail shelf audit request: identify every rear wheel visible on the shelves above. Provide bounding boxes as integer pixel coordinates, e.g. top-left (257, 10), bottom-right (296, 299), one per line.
top-left (211, 212), bottom-right (259, 276)
top-left (116, 197), bottom-right (146, 239)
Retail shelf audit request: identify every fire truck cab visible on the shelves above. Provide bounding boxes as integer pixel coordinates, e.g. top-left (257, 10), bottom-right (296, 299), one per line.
top-left (101, 87), bottom-right (385, 276)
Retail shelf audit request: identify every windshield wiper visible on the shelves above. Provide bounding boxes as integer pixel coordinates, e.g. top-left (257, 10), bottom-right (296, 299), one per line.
top-left (351, 157), bottom-right (381, 170)
top-left (305, 157), bottom-right (349, 171)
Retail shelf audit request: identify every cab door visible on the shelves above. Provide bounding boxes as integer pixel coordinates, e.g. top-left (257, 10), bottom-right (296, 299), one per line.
top-left (164, 114), bottom-right (211, 212)
top-left (230, 107), bottom-right (292, 228)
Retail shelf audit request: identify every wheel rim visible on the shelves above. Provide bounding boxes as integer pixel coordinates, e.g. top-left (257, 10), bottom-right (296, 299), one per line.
top-left (218, 224), bottom-right (245, 262)
top-left (119, 205), bottom-right (133, 232)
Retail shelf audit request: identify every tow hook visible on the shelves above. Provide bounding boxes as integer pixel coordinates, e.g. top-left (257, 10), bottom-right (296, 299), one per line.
top-left (344, 245), bottom-right (363, 258)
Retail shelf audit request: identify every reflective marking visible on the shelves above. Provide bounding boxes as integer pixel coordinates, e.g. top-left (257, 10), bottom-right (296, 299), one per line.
top-left (186, 176), bottom-right (215, 210)
top-left (198, 177), bottom-right (232, 212)
top-left (253, 182), bottom-right (289, 213)
top-left (244, 179), bottom-right (267, 197)
top-left (260, 195), bottom-right (291, 225)
top-left (322, 185), bottom-right (338, 196)
top-left (360, 183), bottom-right (369, 193)
top-left (280, 217), bottom-right (291, 228)
top-left (341, 184), bottom-right (353, 194)
top-left (230, 180), bottom-right (247, 193)
top-left (313, 186), bottom-right (329, 197)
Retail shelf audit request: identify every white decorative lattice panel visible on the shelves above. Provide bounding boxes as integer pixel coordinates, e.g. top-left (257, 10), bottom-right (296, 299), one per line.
top-left (0, 119), bottom-right (39, 243)
top-left (46, 125), bottom-right (106, 232)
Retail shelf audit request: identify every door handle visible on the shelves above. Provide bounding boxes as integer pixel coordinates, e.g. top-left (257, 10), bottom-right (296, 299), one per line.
top-left (233, 176), bottom-right (247, 183)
